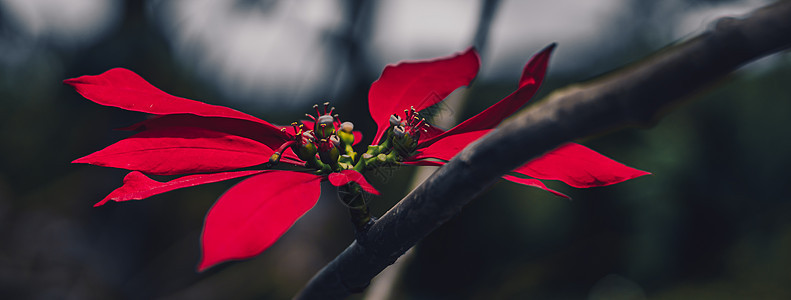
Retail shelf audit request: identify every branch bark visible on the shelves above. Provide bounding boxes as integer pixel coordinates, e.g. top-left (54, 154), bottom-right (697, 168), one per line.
top-left (296, 1), bottom-right (791, 299)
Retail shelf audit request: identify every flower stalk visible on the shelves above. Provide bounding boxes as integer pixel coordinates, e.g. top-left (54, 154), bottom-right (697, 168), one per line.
top-left (337, 184), bottom-right (374, 233)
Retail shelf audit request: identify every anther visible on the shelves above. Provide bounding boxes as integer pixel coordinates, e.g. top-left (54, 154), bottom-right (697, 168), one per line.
top-left (414, 118), bottom-right (425, 128)
top-left (390, 114), bottom-right (402, 126)
top-left (393, 125), bottom-right (406, 138)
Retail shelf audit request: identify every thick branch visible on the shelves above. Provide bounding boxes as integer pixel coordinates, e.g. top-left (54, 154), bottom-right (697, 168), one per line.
top-left (296, 2), bottom-right (791, 299)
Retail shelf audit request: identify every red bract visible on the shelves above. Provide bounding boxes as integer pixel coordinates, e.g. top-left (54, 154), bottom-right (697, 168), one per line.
top-left (66, 69), bottom-right (377, 271)
top-left (368, 47), bottom-right (480, 145)
top-left (368, 44), bottom-right (649, 198)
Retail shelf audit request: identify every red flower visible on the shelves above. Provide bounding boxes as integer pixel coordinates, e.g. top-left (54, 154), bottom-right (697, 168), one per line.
top-left (67, 44), bottom-right (648, 272)
top-left (367, 44), bottom-right (649, 198)
top-left (65, 69), bottom-right (377, 271)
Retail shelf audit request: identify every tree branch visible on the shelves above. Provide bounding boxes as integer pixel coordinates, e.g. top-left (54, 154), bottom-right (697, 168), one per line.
top-left (295, 1), bottom-right (791, 299)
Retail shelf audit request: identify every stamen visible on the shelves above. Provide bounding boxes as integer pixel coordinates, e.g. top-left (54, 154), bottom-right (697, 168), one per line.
top-left (323, 102), bottom-right (330, 114)
top-left (328, 106), bottom-right (335, 116)
top-left (313, 104), bottom-right (321, 116)
top-left (305, 113), bottom-right (316, 121)
top-left (274, 140), bottom-right (296, 154)
top-left (333, 115), bottom-right (341, 129)
top-left (291, 122), bottom-right (300, 134)
top-left (414, 118), bottom-right (425, 129)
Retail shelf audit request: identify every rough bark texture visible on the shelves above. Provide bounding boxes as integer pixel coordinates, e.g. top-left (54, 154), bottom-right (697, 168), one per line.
top-left (296, 2), bottom-right (791, 299)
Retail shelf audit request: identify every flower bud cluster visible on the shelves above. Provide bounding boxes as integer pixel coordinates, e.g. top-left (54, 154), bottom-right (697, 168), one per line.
top-left (390, 106), bottom-right (428, 156)
top-left (269, 103), bottom-right (432, 175)
top-left (269, 102), bottom-right (358, 173)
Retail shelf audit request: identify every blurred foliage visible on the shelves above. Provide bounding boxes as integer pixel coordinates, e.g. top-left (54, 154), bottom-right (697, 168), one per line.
top-left (1, 0), bottom-right (790, 299)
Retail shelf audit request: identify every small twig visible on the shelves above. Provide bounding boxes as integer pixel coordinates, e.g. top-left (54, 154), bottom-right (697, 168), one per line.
top-left (295, 1), bottom-right (791, 299)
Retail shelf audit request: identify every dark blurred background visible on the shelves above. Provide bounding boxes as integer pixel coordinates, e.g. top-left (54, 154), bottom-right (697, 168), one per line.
top-left (1, 0), bottom-right (790, 299)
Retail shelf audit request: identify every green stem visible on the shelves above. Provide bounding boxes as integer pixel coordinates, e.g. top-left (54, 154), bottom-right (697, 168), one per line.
top-left (309, 156), bottom-right (333, 175)
top-left (338, 184), bottom-right (374, 232)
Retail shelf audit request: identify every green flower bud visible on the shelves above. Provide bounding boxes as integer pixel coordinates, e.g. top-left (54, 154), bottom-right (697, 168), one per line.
top-left (337, 123), bottom-right (355, 147)
top-left (315, 115), bottom-right (335, 139)
top-left (319, 144), bottom-right (340, 166)
top-left (392, 125), bottom-right (416, 156)
top-left (294, 131), bottom-right (318, 161)
top-left (318, 136), bottom-right (340, 170)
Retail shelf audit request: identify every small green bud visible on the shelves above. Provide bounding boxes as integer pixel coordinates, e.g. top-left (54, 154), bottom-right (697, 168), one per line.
top-left (340, 121), bottom-right (354, 133)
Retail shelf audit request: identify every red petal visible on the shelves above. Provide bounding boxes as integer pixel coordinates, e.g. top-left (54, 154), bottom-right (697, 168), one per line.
top-left (123, 114), bottom-right (290, 149)
top-left (95, 170), bottom-right (264, 207)
top-left (327, 170), bottom-right (380, 195)
top-left (519, 43), bottom-right (555, 89)
top-left (64, 68), bottom-right (284, 136)
top-left (198, 171), bottom-right (322, 271)
top-left (123, 115), bottom-right (304, 166)
top-left (73, 127), bottom-right (273, 175)
top-left (513, 143), bottom-right (651, 188)
top-left (419, 44), bottom-right (555, 148)
top-left (501, 175), bottom-right (570, 199)
top-left (369, 48), bottom-right (480, 144)
top-left (401, 160), bottom-right (446, 167)
top-left (422, 124), bottom-right (446, 141)
top-left (352, 131), bottom-right (363, 146)
top-left (410, 129), bottom-right (490, 161)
